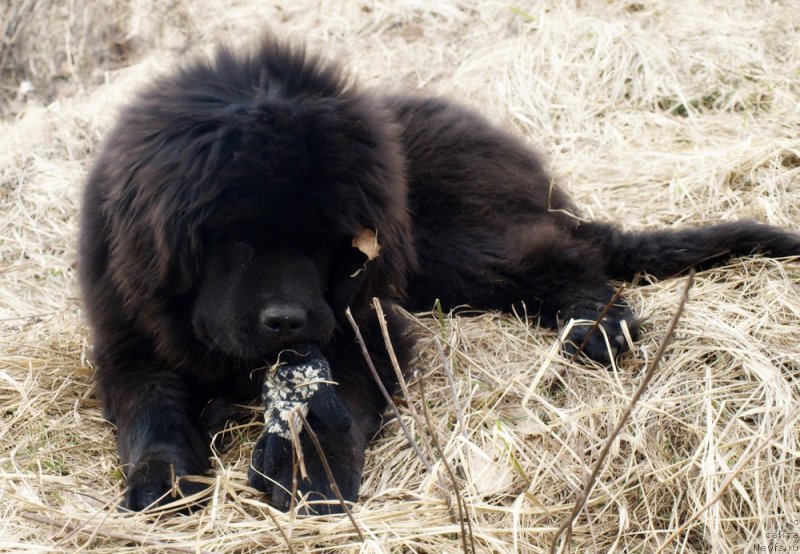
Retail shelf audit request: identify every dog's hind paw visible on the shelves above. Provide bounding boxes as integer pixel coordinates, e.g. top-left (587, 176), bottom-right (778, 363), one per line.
top-left (562, 300), bottom-right (639, 365)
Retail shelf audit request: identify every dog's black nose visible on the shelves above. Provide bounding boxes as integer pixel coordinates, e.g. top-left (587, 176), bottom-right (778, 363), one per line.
top-left (260, 305), bottom-right (308, 338)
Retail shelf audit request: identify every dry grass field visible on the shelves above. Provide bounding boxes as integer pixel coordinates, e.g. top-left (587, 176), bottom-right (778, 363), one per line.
top-left (1, 1), bottom-right (799, 552)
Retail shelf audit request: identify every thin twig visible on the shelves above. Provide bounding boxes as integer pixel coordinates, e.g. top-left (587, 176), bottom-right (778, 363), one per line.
top-left (295, 409), bottom-right (365, 542)
top-left (22, 511), bottom-right (220, 554)
top-left (371, 298), bottom-right (430, 446)
top-left (286, 409), bottom-right (303, 541)
top-left (550, 270), bottom-right (696, 554)
top-left (287, 413), bottom-right (308, 481)
top-left (416, 371), bottom-right (476, 554)
top-left (369, 301), bottom-right (460, 522)
top-left (569, 283), bottom-right (627, 362)
top-left (345, 307), bottom-right (434, 473)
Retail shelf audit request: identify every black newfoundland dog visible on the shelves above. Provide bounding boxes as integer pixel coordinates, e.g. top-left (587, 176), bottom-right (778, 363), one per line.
top-left (79, 36), bottom-right (800, 513)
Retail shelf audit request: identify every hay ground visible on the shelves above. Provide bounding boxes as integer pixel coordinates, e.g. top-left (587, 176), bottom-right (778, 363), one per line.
top-left (1, 1), bottom-right (799, 552)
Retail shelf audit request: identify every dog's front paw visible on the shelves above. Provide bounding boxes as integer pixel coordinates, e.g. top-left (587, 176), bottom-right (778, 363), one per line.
top-left (562, 300), bottom-right (639, 365)
top-left (124, 451), bottom-right (209, 511)
top-left (248, 424), bottom-right (364, 514)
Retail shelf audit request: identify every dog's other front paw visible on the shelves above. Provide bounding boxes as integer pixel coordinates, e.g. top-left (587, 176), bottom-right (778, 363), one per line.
top-left (248, 424), bottom-right (364, 515)
top-left (562, 300), bottom-right (639, 365)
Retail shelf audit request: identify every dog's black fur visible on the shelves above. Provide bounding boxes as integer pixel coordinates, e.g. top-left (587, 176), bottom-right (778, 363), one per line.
top-left (79, 36), bottom-right (800, 513)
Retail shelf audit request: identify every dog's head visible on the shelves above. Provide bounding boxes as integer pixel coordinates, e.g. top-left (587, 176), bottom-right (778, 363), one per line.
top-left (96, 37), bottom-right (417, 361)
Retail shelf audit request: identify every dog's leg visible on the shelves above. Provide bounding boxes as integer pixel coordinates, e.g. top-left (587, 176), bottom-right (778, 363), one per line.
top-left (96, 368), bottom-right (212, 510)
top-left (409, 220), bottom-right (636, 364)
top-left (497, 237), bottom-right (638, 365)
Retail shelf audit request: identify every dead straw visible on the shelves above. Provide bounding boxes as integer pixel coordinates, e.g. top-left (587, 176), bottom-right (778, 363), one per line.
top-left (22, 511), bottom-right (220, 554)
top-left (2, 1), bottom-right (799, 551)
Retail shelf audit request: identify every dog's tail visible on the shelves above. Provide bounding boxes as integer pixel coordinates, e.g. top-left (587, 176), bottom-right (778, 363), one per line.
top-left (573, 220), bottom-right (800, 281)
